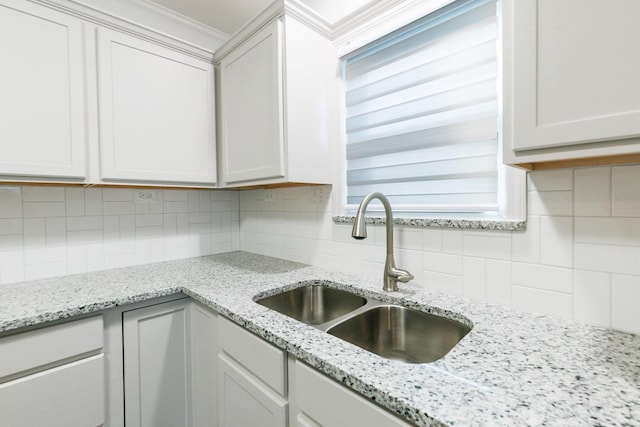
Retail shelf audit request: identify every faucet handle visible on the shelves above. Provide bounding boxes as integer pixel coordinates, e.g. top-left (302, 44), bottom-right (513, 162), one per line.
top-left (389, 267), bottom-right (414, 283)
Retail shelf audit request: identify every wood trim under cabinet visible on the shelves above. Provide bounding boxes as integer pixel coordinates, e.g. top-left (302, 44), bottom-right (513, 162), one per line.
top-left (511, 153), bottom-right (640, 171)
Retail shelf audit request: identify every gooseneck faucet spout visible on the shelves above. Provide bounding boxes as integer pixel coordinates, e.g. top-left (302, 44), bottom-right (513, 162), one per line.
top-left (352, 192), bottom-right (414, 291)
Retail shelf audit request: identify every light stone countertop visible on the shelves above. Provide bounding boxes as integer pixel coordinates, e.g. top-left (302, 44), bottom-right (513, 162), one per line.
top-left (0, 252), bottom-right (638, 426)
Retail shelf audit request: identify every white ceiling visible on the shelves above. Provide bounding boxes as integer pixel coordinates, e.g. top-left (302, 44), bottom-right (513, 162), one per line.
top-left (149, 0), bottom-right (376, 35)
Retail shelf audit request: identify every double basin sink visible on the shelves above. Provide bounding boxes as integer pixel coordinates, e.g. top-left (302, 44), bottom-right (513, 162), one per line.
top-left (255, 282), bottom-right (471, 364)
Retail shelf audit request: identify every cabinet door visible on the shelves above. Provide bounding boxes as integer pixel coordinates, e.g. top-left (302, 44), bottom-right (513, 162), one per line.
top-left (0, 0), bottom-right (86, 179)
top-left (0, 355), bottom-right (104, 427)
top-left (505, 0), bottom-right (640, 153)
top-left (123, 299), bottom-right (192, 427)
top-left (97, 28), bottom-right (216, 184)
top-left (219, 19), bottom-right (285, 184)
top-left (218, 353), bottom-right (287, 427)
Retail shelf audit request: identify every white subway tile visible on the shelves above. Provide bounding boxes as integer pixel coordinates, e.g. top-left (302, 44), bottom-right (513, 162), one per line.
top-left (103, 216), bottom-right (120, 240)
top-left (22, 186), bottom-right (65, 202)
top-left (463, 257), bottom-right (486, 300)
top-left (528, 170), bottom-right (573, 191)
top-left (512, 286), bottom-right (573, 319)
top-left (188, 190), bottom-right (200, 212)
top-left (164, 201), bottom-right (188, 213)
top-left (67, 230), bottom-right (104, 244)
top-left (575, 217), bottom-right (640, 246)
top-left (512, 215), bottom-right (540, 263)
top-left (24, 247), bottom-right (67, 265)
top-left (25, 261), bottom-right (67, 281)
top-left (395, 227), bottom-right (422, 250)
top-left (23, 202), bottom-right (65, 217)
top-left (85, 244), bottom-right (105, 272)
top-left (136, 226), bottom-right (163, 239)
top-left (442, 229), bottom-right (463, 254)
top-left (512, 262), bottom-right (573, 293)
top-left (120, 215), bottom-right (136, 240)
top-left (574, 167), bottom-right (610, 216)
top-left (574, 270), bottom-right (611, 328)
top-left (423, 271), bottom-right (463, 296)
top-left (102, 188), bottom-right (133, 202)
top-left (422, 227), bottom-right (442, 252)
top-left (423, 252), bottom-right (462, 275)
top-left (199, 191), bottom-right (211, 212)
top-left (84, 188), bottom-right (103, 216)
top-left (67, 216), bottom-right (103, 232)
top-left (0, 235), bottom-right (23, 251)
top-left (66, 245), bottom-right (87, 275)
top-left (362, 243), bottom-right (385, 263)
top-left (23, 218), bottom-right (45, 247)
top-left (65, 187), bottom-right (85, 217)
top-left (612, 165), bottom-right (640, 217)
top-left (528, 191), bottom-right (573, 216)
top-left (0, 187), bottom-right (22, 218)
top-left (574, 243), bottom-right (640, 275)
top-left (463, 232), bottom-right (511, 260)
top-left (540, 216), bottom-right (573, 267)
top-left (612, 274), bottom-right (640, 334)
top-left (0, 251), bottom-right (24, 284)
top-left (45, 217), bottom-right (66, 246)
top-left (136, 214), bottom-right (164, 227)
top-left (0, 218), bottom-right (23, 235)
top-left (486, 260), bottom-right (511, 306)
top-left (103, 201), bottom-right (135, 215)
top-left (134, 202), bottom-right (150, 215)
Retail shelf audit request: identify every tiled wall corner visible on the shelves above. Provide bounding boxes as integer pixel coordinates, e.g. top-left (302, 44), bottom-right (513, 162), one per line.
top-left (0, 186), bottom-right (239, 284)
top-left (237, 164), bottom-right (640, 335)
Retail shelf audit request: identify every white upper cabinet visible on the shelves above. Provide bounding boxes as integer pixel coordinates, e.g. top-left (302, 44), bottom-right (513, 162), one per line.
top-left (502, 0), bottom-right (640, 166)
top-left (219, 20), bottom-right (284, 184)
top-left (97, 28), bottom-right (216, 185)
top-left (0, 0), bottom-right (86, 180)
top-left (217, 6), bottom-right (339, 187)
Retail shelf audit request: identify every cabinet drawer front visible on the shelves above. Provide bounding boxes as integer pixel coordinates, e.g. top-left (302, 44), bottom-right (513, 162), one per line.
top-left (0, 354), bottom-right (104, 427)
top-left (218, 317), bottom-right (286, 394)
top-left (294, 361), bottom-right (411, 427)
top-left (0, 315), bottom-right (103, 379)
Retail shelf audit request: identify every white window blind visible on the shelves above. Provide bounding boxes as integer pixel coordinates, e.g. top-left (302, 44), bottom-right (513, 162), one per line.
top-left (344, 0), bottom-right (499, 215)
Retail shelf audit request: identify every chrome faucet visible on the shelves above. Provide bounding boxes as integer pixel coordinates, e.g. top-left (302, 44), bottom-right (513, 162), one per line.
top-left (351, 192), bottom-right (414, 291)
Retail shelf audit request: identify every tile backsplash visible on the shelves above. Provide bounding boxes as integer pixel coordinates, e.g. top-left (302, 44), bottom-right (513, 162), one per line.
top-left (239, 165), bottom-right (640, 335)
top-left (0, 186), bottom-right (239, 283)
top-left (2, 164), bottom-right (639, 336)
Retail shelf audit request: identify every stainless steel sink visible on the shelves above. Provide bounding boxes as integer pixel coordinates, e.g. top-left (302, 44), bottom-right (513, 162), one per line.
top-left (327, 305), bottom-right (471, 363)
top-left (256, 283), bottom-right (471, 363)
top-left (256, 284), bottom-right (367, 325)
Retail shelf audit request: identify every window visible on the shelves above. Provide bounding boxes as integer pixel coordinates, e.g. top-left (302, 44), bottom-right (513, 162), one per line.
top-left (342, 0), bottom-right (519, 220)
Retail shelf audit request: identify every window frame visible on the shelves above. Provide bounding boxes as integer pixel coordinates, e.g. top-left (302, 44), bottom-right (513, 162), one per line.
top-left (333, 0), bottom-right (526, 224)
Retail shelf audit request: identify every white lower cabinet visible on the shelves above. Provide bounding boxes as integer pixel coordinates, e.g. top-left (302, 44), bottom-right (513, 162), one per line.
top-left (122, 298), bottom-right (193, 427)
top-left (0, 316), bottom-right (105, 427)
top-left (217, 317), bottom-right (288, 427)
top-left (289, 359), bottom-right (412, 427)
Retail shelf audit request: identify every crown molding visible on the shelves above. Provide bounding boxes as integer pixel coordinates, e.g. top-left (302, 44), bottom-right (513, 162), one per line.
top-left (332, 0), bottom-right (455, 57)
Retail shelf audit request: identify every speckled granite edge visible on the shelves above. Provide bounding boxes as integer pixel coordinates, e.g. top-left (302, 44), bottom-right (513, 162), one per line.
top-left (333, 215), bottom-right (526, 231)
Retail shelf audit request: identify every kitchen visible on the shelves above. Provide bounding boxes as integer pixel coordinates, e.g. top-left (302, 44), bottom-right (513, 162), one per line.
top-left (0, 0), bottom-right (639, 426)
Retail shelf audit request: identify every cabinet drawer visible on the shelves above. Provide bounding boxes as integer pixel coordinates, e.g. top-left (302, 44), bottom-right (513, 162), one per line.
top-left (0, 354), bottom-right (104, 427)
top-left (0, 315), bottom-right (103, 379)
top-left (294, 361), bottom-right (412, 427)
top-left (218, 317), bottom-right (286, 394)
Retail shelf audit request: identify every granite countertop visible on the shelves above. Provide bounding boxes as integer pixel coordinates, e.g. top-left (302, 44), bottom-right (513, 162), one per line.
top-left (1, 252), bottom-right (638, 426)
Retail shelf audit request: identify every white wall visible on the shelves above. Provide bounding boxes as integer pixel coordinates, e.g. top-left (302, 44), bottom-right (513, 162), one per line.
top-left (0, 186), bottom-right (239, 283)
top-left (239, 165), bottom-right (640, 335)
